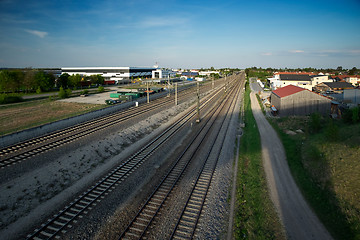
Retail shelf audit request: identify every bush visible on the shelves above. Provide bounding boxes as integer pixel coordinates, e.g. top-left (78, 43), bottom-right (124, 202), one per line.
top-left (36, 87), bottom-right (42, 94)
top-left (0, 94), bottom-right (23, 104)
top-left (58, 87), bottom-right (67, 99)
top-left (80, 89), bottom-right (89, 95)
top-left (98, 86), bottom-right (104, 92)
top-left (343, 106), bottom-right (360, 124)
top-left (66, 88), bottom-right (72, 97)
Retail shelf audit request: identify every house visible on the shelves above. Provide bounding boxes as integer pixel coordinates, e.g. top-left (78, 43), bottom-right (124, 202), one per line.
top-left (343, 75), bottom-right (360, 86)
top-left (311, 74), bottom-right (333, 86)
top-left (267, 72), bottom-right (313, 90)
top-left (270, 85), bottom-right (331, 116)
top-left (331, 75), bottom-right (359, 85)
top-left (314, 82), bottom-right (354, 93)
top-left (278, 74), bottom-right (312, 90)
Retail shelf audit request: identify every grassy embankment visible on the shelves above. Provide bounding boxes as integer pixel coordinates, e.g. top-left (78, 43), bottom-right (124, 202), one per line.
top-left (0, 99), bottom-right (105, 136)
top-left (269, 116), bottom-right (360, 240)
top-left (234, 82), bottom-right (285, 239)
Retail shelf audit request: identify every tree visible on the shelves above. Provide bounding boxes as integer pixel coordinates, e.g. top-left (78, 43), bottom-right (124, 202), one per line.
top-left (68, 74), bottom-right (82, 88)
top-left (349, 67), bottom-right (357, 75)
top-left (34, 71), bottom-right (55, 91)
top-left (58, 73), bottom-right (70, 89)
top-left (0, 70), bottom-right (17, 93)
top-left (89, 74), bottom-right (104, 85)
top-left (23, 70), bottom-right (36, 92)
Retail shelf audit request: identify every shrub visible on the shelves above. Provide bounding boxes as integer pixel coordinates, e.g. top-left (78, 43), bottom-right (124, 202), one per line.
top-left (343, 106), bottom-right (360, 124)
top-left (0, 94), bottom-right (23, 104)
top-left (36, 87), bottom-right (42, 94)
top-left (66, 88), bottom-right (72, 96)
top-left (98, 86), bottom-right (104, 92)
top-left (58, 87), bottom-right (67, 99)
top-left (80, 89), bottom-right (89, 95)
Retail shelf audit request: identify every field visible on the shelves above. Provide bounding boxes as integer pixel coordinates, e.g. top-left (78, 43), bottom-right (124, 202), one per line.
top-left (270, 116), bottom-right (360, 239)
top-left (0, 100), bottom-right (105, 136)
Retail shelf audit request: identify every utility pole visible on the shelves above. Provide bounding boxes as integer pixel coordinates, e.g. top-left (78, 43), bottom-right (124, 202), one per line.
top-left (168, 75), bottom-right (171, 97)
top-left (225, 75), bottom-right (227, 93)
top-left (175, 82), bottom-right (178, 106)
top-left (196, 81), bottom-right (200, 123)
top-left (146, 81), bottom-right (149, 103)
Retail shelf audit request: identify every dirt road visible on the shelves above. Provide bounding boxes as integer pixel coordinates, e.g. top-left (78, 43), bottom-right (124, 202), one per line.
top-left (250, 91), bottom-right (333, 240)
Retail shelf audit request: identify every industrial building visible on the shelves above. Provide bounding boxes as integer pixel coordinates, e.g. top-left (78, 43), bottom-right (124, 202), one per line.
top-left (152, 69), bottom-right (176, 79)
top-left (61, 67), bottom-right (155, 84)
top-left (270, 85), bottom-right (331, 116)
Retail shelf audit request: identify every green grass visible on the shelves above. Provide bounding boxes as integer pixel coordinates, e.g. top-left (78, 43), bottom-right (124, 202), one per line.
top-left (0, 99), bottom-right (106, 135)
top-left (234, 83), bottom-right (284, 239)
top-left (269, 117), bottom-right (360, 240)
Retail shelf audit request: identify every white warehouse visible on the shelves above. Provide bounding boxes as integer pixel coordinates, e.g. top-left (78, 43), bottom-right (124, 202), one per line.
top-left (61, 67), bottom-right (155, 84)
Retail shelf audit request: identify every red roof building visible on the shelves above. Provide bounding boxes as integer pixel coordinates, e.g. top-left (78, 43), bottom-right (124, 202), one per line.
top-left (272, 85), bottom-right (306, 98)
top-left (270, 85), bottom-right (331, 116)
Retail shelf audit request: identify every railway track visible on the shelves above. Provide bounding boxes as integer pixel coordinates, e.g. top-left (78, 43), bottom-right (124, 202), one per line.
top-left (0, 81), bottom-right (221, 169)
top-left (170, 76), bottom-right (243, 239)
top-left (25, 79), bottom-right (229, 240)
top-left (118, 75), bottom-right (242, 239)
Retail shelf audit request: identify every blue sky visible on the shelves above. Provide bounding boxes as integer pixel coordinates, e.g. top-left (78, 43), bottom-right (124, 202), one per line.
top-left (0, 0), bottom-right (359, 69)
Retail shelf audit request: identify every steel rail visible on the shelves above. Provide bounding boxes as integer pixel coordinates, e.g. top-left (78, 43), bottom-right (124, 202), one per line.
top-left (170, 76), bottom-right (243, 239)
top-left (25, 80), bottom-right (226, 240)
top-left (0, 82), bottom-right (220, 169)
top-left (118, 78), bottom-right (240, 239)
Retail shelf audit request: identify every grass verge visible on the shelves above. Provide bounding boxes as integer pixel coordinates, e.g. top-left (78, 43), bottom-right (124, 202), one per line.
top-left (0, 99), bottom-right (106, 136)
top-left (234, 83), bottom-right (284, 239)
top-left (269, 117), bottom-right (360, 240)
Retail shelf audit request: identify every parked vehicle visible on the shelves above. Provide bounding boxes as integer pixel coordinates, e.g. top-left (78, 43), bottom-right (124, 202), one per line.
top-left (105, 99), bottom-right (121, 105)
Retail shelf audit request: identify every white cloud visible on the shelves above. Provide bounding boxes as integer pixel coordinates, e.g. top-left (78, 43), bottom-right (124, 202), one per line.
top-left (25, 29), bottom-right (48, 38)
top-left (289, 50), bottom-right (304, 53)
top-left (262, 52), bottom-right (272, 56)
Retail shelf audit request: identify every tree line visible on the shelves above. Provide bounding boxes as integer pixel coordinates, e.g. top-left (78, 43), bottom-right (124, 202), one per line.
top-left (0, 69), bottom-right (104, 94)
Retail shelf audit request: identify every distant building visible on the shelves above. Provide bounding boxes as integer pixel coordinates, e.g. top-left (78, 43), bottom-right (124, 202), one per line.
top-left (311, 74), bottom-right (333, 86)
top-left (181, 72), bottom-right (199, 79)
top-left (198, 71), bottom-right (220, 76)
top-left (278, 74), bottom-right (312, 90)
top-left (61, 67), bottom-right (155, 84)
top-left (314, 82), bottom-right (354, 93)
top-left (270, 85), bottom-right (331, 116)
top-left (267, 72), bottom-right (313, 90)
top-left (152, 69), bottom-right (176, 79)
top-left (343, 75), bottom-right (360, 86)
top-left (268, 72), bottom-right (335, 91)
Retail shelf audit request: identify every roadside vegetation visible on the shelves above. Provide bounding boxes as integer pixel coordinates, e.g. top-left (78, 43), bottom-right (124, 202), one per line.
top-left (269, 112), bottom-right (360, 240)
top-left (0, 69), bottom-right (105, 104)
top-left (234, 82), bottom-right (285, 239)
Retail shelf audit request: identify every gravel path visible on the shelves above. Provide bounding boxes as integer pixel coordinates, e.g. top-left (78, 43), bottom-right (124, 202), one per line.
top-left (250, 91), bottom-right (333, 240)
